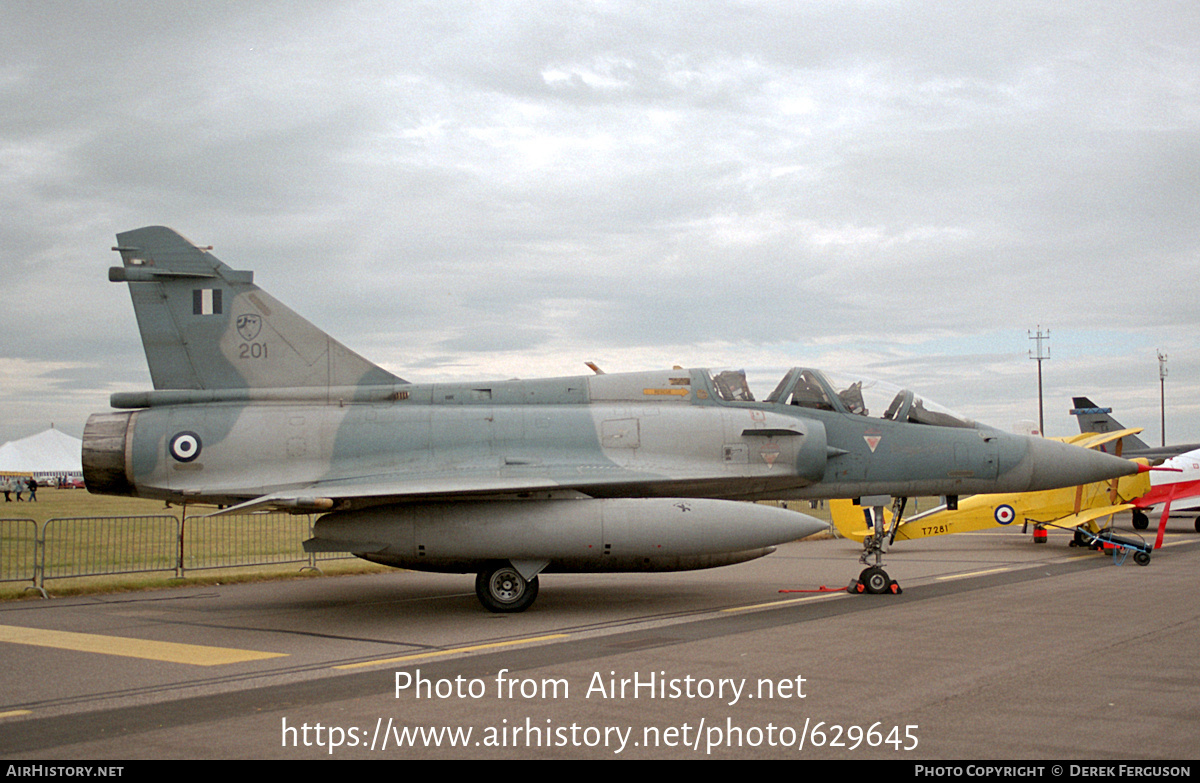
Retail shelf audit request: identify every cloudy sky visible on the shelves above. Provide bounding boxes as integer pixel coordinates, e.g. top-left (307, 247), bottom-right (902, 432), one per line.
top-left (2, 1), bottom-right (1198, 446)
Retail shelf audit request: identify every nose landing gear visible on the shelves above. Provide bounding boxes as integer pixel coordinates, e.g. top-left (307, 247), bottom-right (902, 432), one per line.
top-left (847, 495), bottom-right (904, 595)
top-left (849, 564), bottom-right (902, 594)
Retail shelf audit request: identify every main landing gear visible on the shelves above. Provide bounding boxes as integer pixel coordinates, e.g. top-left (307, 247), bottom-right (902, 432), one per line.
top-left (1135, 509), bottom-right (1200, 533)
top-left (847, 495), bottom-right (904, 595)
top-left (1137, 509), bottom-right (1200, 533)
top-left (1131, 510), bottom-right (1149, 530)
top-left (475, 561), bottom-right (540, 613)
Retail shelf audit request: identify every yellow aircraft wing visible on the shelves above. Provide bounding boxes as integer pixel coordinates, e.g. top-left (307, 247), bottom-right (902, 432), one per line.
top-left (1048, 504), bottom-right (1136, 530)
top-left (1068, 428), bottom-right (1143, 453)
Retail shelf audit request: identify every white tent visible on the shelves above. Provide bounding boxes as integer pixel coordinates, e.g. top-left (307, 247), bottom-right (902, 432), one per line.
top-left (0, 427), bottom-right (83, 480)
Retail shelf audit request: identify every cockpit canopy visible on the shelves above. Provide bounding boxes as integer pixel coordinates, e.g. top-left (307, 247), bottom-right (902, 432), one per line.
top-left (707, 367), bottom-right (978, 429)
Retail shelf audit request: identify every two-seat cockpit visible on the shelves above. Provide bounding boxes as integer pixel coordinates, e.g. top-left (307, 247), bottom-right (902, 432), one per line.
top-left (707, 367), bottom-right (978, 430)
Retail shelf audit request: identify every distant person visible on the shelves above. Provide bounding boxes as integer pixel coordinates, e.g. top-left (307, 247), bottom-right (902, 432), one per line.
top-left (26, 477), bottom-right (37, 502)
top-left (13, 480), bottom-right (23, 501)
top-left (1, 478), bottom-right (10, 502)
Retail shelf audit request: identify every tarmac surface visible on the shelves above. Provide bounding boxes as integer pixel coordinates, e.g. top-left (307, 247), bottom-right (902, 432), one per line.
top-left (1, 513), bottom-right (1198, 760)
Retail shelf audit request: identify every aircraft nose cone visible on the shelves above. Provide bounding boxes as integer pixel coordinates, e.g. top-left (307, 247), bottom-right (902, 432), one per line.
top-left (1010, 436), bottom-right (1138, 492)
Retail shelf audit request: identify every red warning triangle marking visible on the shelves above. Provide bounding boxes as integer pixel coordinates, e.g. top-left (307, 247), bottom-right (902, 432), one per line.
top-left (760, 443), bottom-right (781, 466)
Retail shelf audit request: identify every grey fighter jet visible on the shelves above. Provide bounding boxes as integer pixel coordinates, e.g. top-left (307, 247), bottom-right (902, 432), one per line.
top-left (84, 227), bottom-right (1137, 611)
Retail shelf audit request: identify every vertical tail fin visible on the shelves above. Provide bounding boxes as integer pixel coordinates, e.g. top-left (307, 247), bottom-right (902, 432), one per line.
top-left (111, 226), bottom-right (402, 391)
top-left (1069, 397), bottom-right (1150, 454)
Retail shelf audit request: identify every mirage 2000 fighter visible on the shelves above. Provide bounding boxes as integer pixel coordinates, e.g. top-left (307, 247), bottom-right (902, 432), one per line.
top-left (83, 227), bottom-right (1137, 610)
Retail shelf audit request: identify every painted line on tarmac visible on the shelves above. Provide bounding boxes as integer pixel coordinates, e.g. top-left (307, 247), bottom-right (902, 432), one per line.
top-left (0, 624), bottom-right (287, 666)
top-left (334, 634), bottom-right (571, 670)
top-left (722, 592), bottom-right (846, 613)
top-left (0, 710), bottom-right (31, 719)
top-left (936, 567), bottom-right (1010, 581)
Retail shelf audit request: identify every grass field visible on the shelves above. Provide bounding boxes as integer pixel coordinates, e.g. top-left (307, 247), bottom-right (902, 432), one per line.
top-left (0, 486), bottom-right (169, 525)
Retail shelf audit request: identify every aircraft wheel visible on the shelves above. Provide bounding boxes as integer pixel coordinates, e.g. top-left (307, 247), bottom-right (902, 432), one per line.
top-left (1194, 516), bottom-right (1200, 533)
top-left (1131, 511), bottom-right (1149, 531)
top-left (1133, 551), bottom-right (1151, 567)
top-left (860, 566), bottom-right (891, 595)
top-left (475, 563), bottom-right (539, 613)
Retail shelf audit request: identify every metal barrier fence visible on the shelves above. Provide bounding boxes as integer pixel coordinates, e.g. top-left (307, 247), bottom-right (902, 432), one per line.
top-left (43, 515), bottom-right (180, 582)
top-left (0, 518), bottom-right (38, 588)
top-left (0, 513), bottom-right (354, 596)
top-left (182, 512), bottom-right (315, 572)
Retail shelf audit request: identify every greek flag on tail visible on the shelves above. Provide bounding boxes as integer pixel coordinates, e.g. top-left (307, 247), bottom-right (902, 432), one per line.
top-left (193, 288), bottom-right (222, 315)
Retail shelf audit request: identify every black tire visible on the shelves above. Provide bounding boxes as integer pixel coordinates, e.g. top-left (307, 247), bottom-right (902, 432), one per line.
top-left (1133, 551), bottom-right (1151, 567)
top-left (1132, 511), bottom-right (1149, 531)
top-left (1194, 515), bottom-right (1200, 534)
top-left (475, 563), bottom-right (539, 613)
top-left (860, 566), bottom-right (891, 595)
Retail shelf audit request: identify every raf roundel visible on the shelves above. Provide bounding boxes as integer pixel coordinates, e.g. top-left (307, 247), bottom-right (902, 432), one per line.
top-left (994, 504), bottom-right (1016, 526)
top-left (169, 431), bottom-right (202, 463)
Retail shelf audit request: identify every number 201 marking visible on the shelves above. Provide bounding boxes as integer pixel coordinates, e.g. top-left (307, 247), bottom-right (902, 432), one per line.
top-left (239, 342), bottom-right (268, 359)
